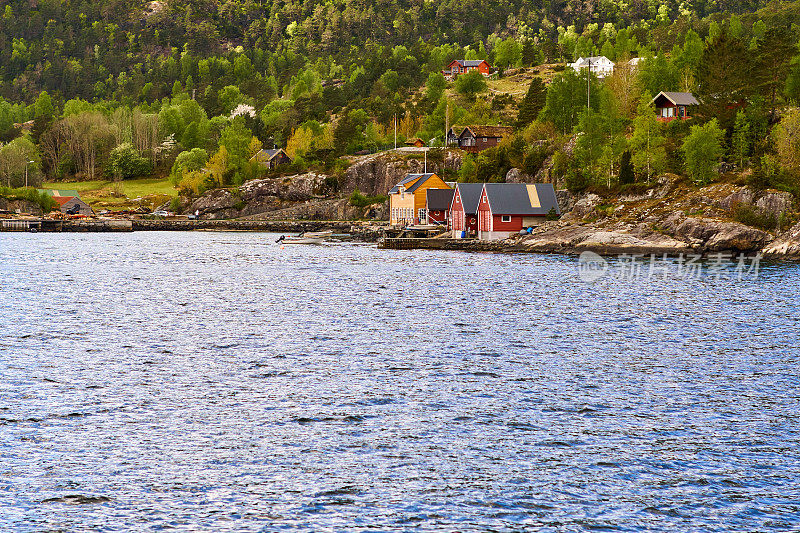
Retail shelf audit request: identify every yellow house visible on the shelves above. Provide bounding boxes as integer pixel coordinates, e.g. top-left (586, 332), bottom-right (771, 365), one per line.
top-left (388, 173), bottom-right (450, 225)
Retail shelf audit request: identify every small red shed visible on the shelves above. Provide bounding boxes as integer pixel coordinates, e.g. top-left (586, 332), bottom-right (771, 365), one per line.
top-left (449, 183), bottom-right (484, 237)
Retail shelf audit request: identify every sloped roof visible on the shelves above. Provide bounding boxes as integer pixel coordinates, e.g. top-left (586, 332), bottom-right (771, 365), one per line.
top-left (426, 188), bottom-right (455, 211)
top-left (53, 196), bottom-right (76, 207)
top-left (388, 173), bottom-right (439, 194)
top-left (460, 125), bottom-right (514, 139)
top-left (41, 189), bottom-right (81, 198)
top-left (452, 60), bottom-right (489, 68)
top-left (483, 183), bottom-right (560, 216)
top-left (652, 91), bottom-right (700, 106)
top-left (254, 148), bottom-right (289, 161)
top-left (573, 56), bottom-right (614, 66)
top-left (454, 183), bottom-right (484, 215)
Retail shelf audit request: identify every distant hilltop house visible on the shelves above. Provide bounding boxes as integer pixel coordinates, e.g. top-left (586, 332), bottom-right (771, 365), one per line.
top-left (388, 172), bottom-right (450, 225)
top-left (404, 138), bottom-right (425, 148)
top-left (250, 148), bottom-right (292, 170)
top-left (425, 188), bottom-right (454, 225)
top-left (570, 56), bottom-right (615, 78)
top-left (39, 189), bottom-right (94, 216)
top-left (450, 182), bottom-right (484, 237)
top-left (476, 183), bottom-right (560, 240)
top-left (651, 91), bottom-right (700, 122)
top-left (442, 59), bottom-right (491, 79)
top-left (627, 57), bottom-right (644, 69)
top-left (447, 125), bottom-right (514, 153)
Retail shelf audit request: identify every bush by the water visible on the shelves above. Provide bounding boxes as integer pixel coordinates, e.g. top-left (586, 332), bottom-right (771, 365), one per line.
top-left (0, 186), bottom-right (58, 212)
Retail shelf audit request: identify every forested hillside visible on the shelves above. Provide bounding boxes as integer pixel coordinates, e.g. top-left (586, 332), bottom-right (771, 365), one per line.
top-left (1, 0), bottom-right (800, 218)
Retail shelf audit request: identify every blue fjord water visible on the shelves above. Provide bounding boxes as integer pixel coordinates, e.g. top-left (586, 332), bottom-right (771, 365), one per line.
top-left (1, 231), bottom-right (799, 532)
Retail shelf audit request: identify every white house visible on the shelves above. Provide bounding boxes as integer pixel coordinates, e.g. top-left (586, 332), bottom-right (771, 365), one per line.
top-left (570, 56), bottom-right (615, 78)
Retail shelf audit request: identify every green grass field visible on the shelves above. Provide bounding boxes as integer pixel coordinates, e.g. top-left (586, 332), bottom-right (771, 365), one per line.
top-left (41, 178), bottom-right (177, 210)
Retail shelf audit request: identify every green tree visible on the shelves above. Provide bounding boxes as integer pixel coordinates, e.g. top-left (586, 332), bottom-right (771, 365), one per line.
top-left (219, 117), bottom-right (253, 180)
top-left (683, 119), bottom-right (725, 185)
top-left (34, 91), bottom-right (54, 119)
top-left (629, 93), bottom-right (666, 180)
top-left (772, 108), bottom-right (800, 177)
top-left (696, 32), bottom-right (750, 128)
top-left (494, 38), bottom-right (522, 68)
top-left (540, 69), bottom-right (601, 134)
top-left (731, 110), bottom-right (750, 169)
top-left (517, 78), bottom-right (547, 127)
top-left (170, 148), bottom-right (208, 185)
top-left (0, 137), bottom-right (41, 188)
top-left (619, 150), bottom-right (635, 184)
top-left (425, 72), bottom-right (447, 102)
top-left (455, 70), bottom-right (488, 99)
top-left (106, 143), bottom-right (153, 180)
top-left (752, 27), bottom-right (796, 119)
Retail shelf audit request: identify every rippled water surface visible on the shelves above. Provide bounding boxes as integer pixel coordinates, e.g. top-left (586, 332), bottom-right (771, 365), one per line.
top-left (1, 232), bottom-right (800, 532)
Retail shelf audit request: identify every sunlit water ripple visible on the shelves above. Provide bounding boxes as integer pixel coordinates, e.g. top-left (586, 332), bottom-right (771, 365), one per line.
top-left (1, 231), bottom-right (799, 531)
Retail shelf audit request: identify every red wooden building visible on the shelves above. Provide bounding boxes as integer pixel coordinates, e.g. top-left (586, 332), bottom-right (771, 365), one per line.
top-left (442, 60), bottom-right (491, 79)
top-left (454, 125), bottom-right (514, 153)
top-left (425, 188), bottom-right (454, 225)
top-left (651, 91), bottom-right (699, 123)
top-left (449, 183), bottom-right (484, 237)
top-left (477, 183), bottom-right (560, 240)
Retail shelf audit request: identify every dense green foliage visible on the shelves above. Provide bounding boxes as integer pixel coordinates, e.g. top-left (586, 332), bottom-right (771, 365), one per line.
top-left (0, 0), bottom-right (799, 209)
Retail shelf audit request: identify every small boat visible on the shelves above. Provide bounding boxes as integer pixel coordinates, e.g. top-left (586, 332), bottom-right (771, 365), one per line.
top-left (279, 235), bottom-right (324, 244)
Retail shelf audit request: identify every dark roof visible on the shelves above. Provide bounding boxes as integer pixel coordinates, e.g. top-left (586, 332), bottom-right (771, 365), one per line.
top-left (452, 60), bottom-right (488, 67)
top-left (483, 183), bottom-right (560, 216)
top-left (260, 148), bottom-right (288, 160)
top-left (454, 183), bottom-right (484, 215)
top-left (426, 188), bottom-right (455, 211)
top-left (388, 173), bottom-right (438, 194)
top-left (460, 125), bottom-right (514, 139)
top-left (652, 91), bottom-right (700, 106)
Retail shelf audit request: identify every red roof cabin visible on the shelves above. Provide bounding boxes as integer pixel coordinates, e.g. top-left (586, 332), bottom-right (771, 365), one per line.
top-left (442, 60), bottom-right (491, 79)
top-left (449, 183), bottom-right (484, 238)
top-left (425, 188), bottom-right (455, 226)
top-left (651, 91), bottom-right (699, 123)
top-left (477, 183), bottom-right (560, 240)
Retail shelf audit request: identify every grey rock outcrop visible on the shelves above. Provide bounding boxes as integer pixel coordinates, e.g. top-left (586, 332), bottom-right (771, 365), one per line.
top-left (343, 150), bottom-right (463, 196)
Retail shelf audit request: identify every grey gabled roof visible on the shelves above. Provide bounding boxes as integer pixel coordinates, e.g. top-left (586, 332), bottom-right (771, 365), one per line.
top-left (574, 56), bottom-right (613, 66)
top-left (652, 91), bottom-right (700, 106)
top-left (453, 183), bottom-right (484, 215)
top-left (426, 188), bottom-right (455, 211)
top-left (454, 59), bottom-right (488, 67)
top-left (482, 183), bottom-right (560, 216)
top-left (388, 173), bottom-right (438, 194)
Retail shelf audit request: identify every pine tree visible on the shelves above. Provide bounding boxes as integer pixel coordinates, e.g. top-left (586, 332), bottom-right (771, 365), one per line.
top-left (731, 110), bottom-right (750, 169)
top-left (752, 27), bottom-right (796, 120)
top-left (516, 78), bottom-right (546, 127)
top-left (696, 31), bottom-right (751, 128)
top-left (619, 150), bottom-right (635, 184)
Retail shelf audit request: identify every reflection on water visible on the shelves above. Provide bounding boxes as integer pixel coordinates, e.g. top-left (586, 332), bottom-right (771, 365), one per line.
top-left (1, 232), bottom-right (799, 531)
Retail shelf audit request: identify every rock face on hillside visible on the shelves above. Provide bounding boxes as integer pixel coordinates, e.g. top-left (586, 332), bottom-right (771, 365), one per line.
top-left (185, 173), bottom-right (329, 219)
top-left (0, 198), bottom-right (43, 215)
top-left (184, 150), bottom-right (463, 220)
top-left (343, 150), bottom-right (463, 196)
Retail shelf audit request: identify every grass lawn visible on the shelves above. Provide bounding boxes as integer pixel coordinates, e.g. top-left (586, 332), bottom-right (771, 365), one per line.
top-left (42, 178), bottom-right (177, 210)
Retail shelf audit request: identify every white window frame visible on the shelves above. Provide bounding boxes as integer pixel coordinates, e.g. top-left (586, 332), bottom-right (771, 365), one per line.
top-left (501, 215), bottom-right (511, 223)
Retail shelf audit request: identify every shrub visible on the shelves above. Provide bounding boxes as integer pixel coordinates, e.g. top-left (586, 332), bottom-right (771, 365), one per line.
top-left (0, 186), bottom-right (58, 212)
top-left (106, 143), bottom-right (153, 180)
top-left (731, 203), bottom-right (778, 231)
top-left (349, 189), bottom-right (387, 207)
